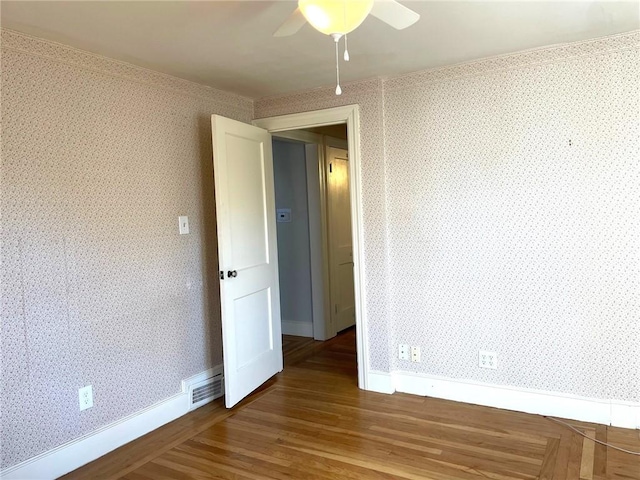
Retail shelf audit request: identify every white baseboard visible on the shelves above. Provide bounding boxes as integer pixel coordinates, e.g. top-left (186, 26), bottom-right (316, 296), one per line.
top-left (282, 319), bottom-right (314, 337)
top-left (366, 371), bottom-right (394, 394)
top-left (610, 402), bottom-right (640, 429)
top-left (391, 371), bottom-right (639, 430)
top-left (1, 366), bottom-right (223, 480)
top-left (181, 365), bottom-right (222, 391)
top-left (3, 366), bottom-right (636, 480)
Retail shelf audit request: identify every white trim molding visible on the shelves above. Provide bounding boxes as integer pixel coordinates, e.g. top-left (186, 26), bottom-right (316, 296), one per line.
top-left (366, 371), bottom-right (395, 394)
top-left (0, 394), bottom-right (188, 480)
top-left (281, 320), bottom-right (314, 338)
top-left (180, 365), bottom-right (223, 393)
top-left (610, 402), bottom-right (640, 430)
top-left (272, 129), bottom-right (323, 145)
top-left (388, 371), bottom-right (640, 430)
top-left (304, 143), bottom-right (332, 342)
top-left (1, 367), bottom-right (223, 480)
top-left (253, 105), bottom-right (369, 392)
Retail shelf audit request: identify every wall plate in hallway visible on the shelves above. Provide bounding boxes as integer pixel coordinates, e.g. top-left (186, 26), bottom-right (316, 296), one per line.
top-left (276, 208), bottom-right (292, 223)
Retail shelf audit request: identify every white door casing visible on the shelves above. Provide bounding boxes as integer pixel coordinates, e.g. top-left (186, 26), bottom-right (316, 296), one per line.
top-left (211, 115), bottom-right (283, 408)
top-left (327, 147), bottom-right (356, 332)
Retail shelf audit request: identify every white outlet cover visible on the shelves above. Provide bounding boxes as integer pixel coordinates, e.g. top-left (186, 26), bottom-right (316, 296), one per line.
top-left (411, 346), bottom-right (421, 363)
top-left (479, 350), bottom-right (498, 370)
top-left (398, 344), bottom-right (410, 361)
top-left (178, 215), bottom-right (190, 235)
top-left (79, 385), bottom-right (93, 411)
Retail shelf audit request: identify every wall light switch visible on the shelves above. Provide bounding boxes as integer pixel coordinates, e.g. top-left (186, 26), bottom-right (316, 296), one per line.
top-left (178, 216), bottom-right (190, 235)
top-left (79, 385), bottom-right (93, 411)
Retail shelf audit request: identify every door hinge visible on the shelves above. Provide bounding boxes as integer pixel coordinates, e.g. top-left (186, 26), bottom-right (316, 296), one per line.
top-left (329, 163), bottom-right (332, 173)
top-left (220, 271), bottom-right (224, 280)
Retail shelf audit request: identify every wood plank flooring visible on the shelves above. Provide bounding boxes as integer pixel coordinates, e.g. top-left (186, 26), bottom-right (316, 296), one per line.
top-left (63, 329), bottom-right (640, 479)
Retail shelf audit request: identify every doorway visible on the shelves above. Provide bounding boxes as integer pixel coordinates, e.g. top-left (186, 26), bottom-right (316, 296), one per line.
top-left (254, 105), bottom-right (368, 390)
top-left (210, 105), bottom-right (368, 408)
top-left (271, 127), bottom-right (355, 348)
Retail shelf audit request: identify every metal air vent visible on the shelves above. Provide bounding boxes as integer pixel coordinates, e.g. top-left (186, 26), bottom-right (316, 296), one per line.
top-left (189, 373), bottom-right (223, 410)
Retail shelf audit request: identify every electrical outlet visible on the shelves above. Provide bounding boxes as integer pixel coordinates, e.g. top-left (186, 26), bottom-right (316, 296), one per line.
top-left (411, 346), bottom-right (421, 363)
top-left (479, 351), bottom-right (497, 370)
top-left (79, 385), bottom-right (93, 411)
top-left (398, 344), bottom-right (410, 361)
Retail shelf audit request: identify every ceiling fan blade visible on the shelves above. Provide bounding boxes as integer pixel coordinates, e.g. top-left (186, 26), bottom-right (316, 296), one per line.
top-left (370, 0), bottom-right (420, 30)
top-left (273, 7), bottom-right (307, 37)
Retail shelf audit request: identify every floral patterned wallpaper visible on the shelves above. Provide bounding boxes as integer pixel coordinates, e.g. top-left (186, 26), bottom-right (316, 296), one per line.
top-left (257, 30), bottom-right (640, 402)
top-left (383, 32), bottom-right (639, 400)
top-left (1, 29), bottom-right (252, 468)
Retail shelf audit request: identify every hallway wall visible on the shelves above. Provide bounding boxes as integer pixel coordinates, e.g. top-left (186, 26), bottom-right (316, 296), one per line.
top-left (273, 140), bottom-right (314, 337)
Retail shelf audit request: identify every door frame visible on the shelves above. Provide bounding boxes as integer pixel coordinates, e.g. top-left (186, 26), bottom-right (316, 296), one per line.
top-left (254, 105), bottom-right (369, 390)
top-left (324, 142), bottom-right (354, 334)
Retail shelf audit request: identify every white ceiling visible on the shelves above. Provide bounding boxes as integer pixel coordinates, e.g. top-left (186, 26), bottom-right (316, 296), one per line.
top-left (2, 1), bottom-right (638, 98)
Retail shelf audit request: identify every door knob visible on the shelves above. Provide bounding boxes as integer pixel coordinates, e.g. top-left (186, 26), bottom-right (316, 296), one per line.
top-left (227, 270), bottom-right (238, 278)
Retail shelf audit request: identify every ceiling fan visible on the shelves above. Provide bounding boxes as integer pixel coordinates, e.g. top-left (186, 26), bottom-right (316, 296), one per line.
top-left (273, 0), bottom-right (420, 95)
top-left (274, 0), bottom-right (420, 38)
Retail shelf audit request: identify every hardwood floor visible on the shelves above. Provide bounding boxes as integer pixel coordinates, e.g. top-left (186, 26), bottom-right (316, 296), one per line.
top-left (63, 329), bottom-right (639, 479)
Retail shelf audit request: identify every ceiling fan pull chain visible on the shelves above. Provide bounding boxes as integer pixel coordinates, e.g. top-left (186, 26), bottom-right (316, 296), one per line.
top-left (344, 34), bottom-right (350, 62)
top-left (342, 0), bottom-right (350, 61)
top-left (334, 37), bottom-right (342, 95)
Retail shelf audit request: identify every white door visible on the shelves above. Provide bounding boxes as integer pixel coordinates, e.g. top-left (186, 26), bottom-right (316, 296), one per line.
top-left (327, 147), bottom-right (356, 332)
top-left (211, 115), bottom-right (283, 408)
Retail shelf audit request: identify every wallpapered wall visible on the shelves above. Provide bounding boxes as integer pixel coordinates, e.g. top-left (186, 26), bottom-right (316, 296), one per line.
top-left (382, 33), bottom-right (639, 401)
top-left (257, 30), bottom-right (640, 403)
top-left (2, 26), bottom-right (638, 470)
top-left (0, 30), bottom-right (253, 468)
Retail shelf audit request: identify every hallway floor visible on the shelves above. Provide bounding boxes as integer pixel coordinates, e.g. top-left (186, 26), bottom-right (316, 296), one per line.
top-left (63, 329), bottom-right (640, 479)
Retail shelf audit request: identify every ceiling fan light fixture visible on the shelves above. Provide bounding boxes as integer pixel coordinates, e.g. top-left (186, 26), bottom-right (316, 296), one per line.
top-left (298, 0), bottom-right (374, 36)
